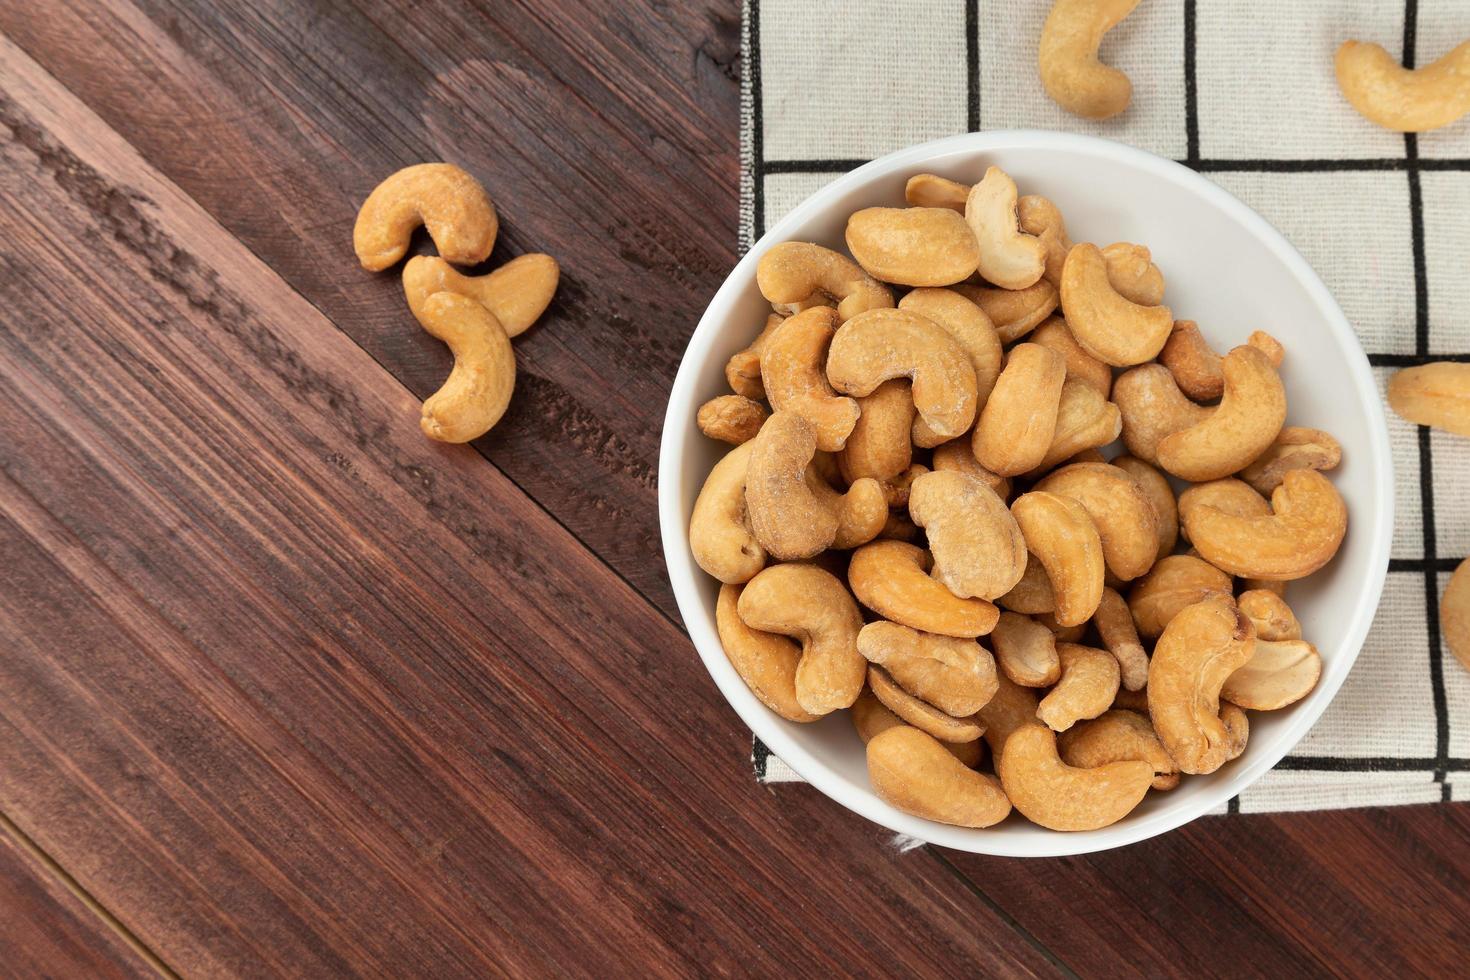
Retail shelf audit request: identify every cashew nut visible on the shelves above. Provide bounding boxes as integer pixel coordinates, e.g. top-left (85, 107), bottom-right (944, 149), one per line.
top-left (880, 463), bottom-right (928, 509)
top-left (974, 342), bottom-right (1066, 476)
top-left (1237, 588), bottom-right (1302, 641)
top-left (1236, 427), bottom-right (1342, 496)
top-left (761, 307), bottom-right (860, 452)
top-left (1112, 364), bottom-right (1212, 465)
top-left (1127, 554), bottom-right (1232, 639)
top-left (413, 292), bottom-right (515, 443)
top-left (966, 166), bottom-right (1046, 290)
top-left (1159, 321), bottom-right (1284, 402)
top-left (1182, 469), bottom-right (1348, 581)
top-left (1177, 479), bottom-right (1270, 544)
top-left (1025, 378), bottom-right (1123, 477)
top-left (990, 611), bottom-right (1061, 687)
top-left (690, 441), bottom-right (765, 583)
top-left (1035, 462), bottom-right (1160, 582)
top-left (868, 666), bottom-right (984, 743)
top-left (1093, 587), bottom-right (1149, 691)
top-left (1112, 455), bottom-right (1179, 561)
top-left (1155, 345), bottom-right (1287, 482)
top-left (857, 621), bottom-right (998, 717)
top-left (904, 173), bottom-right (969, 212)
top-left (1387, 362), bottom-right (1470, 437)
top-left (867, 726), bottom-right (1010, 828)
top-left (1148, 595), bottom-right (1255, 774)
top-left (978, 673), bottom-right (1042, 756)
top-left (353, 162), bottom-right (497, 271)
top-left (852, 692), bottom-right (982, 767)
top-left (1058, 709), bottom-right (1179, 790)
top-left (726, 312), bottom-right (784, 400)
top-left (1099, 242), bottom-right (1165, 307)
top-left (878, 512), bottom-right (920, 543)
top-left (1060, 243), bottom-right (1174, 367)
top-left (1037, 643), bottom-right (1120, 732)
top-left (826, 309), bottom-right (980, 446)
top-left (846, 207), bottom-right (980, 287)
top-left (402, 253), bottom-right (558, 339)
top-left (1038, 0), bottom-right (1143, 120)
top-left (756, 242), bottom-right (894, 323)
top-left (697, 395), bottom-right (769, 445)
top-left (1221, 634), bottom-right (1321, 711)
top-left (908, 470), bottom-right (1028, 600)
top-left (899, 288), bottom-right (1004, 410)
top-left (837, 380), bottom-right (915, 485)
top-left (997, 556), bottom-right (1056, 615)
top-left (1112, 685), bottom-right (1150, 715)
top-left (1018, 195), bottom-right (1073, 286)
top-left (931, 438), bottom-right (1012, 501)
top-left (807, 467), bottom-right (889, 550)
top-left (997, 723), bottom-right (1153, 831)
top-left (1335, 39), bottom-right (1470, 133)
top-left (1012, 492), bottom-right (1105, 627)
top-left (848, 540), bottom-right (999, 638)
top-left (951, 280), bottom-right (1060, 343)
top-left (716, 584), bottom-right (818, 722)
top-left (1441, 558), bottom-right (1470, 677)
top-left (1030, 316), bottom-right (1111, 398)
top-left (737, 563), bottom-right (866, 715)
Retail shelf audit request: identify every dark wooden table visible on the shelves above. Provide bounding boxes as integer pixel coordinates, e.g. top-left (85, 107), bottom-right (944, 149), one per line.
top-left (1, 3), bottom-right (1465, 976)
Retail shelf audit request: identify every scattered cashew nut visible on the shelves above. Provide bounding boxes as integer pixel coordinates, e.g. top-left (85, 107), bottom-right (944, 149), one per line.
top-left (402, 253), bottom-right (558, 338)
top-left (1441, 558), bottom-right (1470, 677)
top-left (353, 162), bottom-right (497, 271)
top-left (1387, 362), bottom-right (1470, 436)
top-left (413, 292), bottom-right (515, 443)
top-left (1039, 0), bottom-right (1144, 120)
top-left (1335, 39), bottom-right (1470, 133)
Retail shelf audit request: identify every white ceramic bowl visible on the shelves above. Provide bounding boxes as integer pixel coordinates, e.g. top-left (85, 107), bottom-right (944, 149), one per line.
top-left (658, 131), bottom-right (1393, 856)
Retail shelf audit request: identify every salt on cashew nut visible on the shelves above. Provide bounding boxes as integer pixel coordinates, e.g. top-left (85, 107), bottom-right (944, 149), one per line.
top-left (845, 207), bottom-right (980, 287)
top-left (716, 584), bottom-right (818, 722)
top-left (1011, 492), bottom-right (1106, 627)
top-left (908, 470), bottom-right (1028, 600)
top-left (973, 342), bottom-right (1067, 476)
top-left (1182, 469), bottom-right (1348, 581)
top-left (1148, 594), bottom-right (1255, 775)
top-left (1126, 554), bottom-right (1232, 639)
top-left (990, 611), bottom-right (1061, 688)
top-left (866, 726), bottom-right (1010, 828)
top-left (756, 241), bottom-right (894, 323)
top-left (950, 280), bottom-right (1060, 344)
top-left (826, 308), bottom-right (980, 446)
top-left (1058, 709), bottom-right (1180, 791)
top-left (697, 395), bottom-right (769, 445)
top-left (1112, 364), bottom-right (1212, 465)
top-left (760, 306), bottom-right (860, 452)
top-left (1035, 462), bottom-right (1160, 582)
top-left (965, 166), bottom-right (1046, 290)
top-left (1236, 427), bottom-right (1342, 496)
top-left (1038, 0), bottom-right (1144, 121)
top-left (898, 288), bottom-right (1004, 411)
top-left (1158, 321), bottom-right (1283, 402)
top-left (412, 292), bottom-right (515, 443)
top-left (1155, 345), bottom-right (1287, 482)
top-left (1335, 39), bottom-right (1470, 133)
top-left (977, 672), bottom-right (1042, 756)
top-left (726, 312), bottom-right (784, 400)
top-left (857, 621), bottom-right (999, 717)
top-left (997, 723), bottom-right (1154, 831)
top-left (1029, 316), bottom-right (1112, 398)
top-left (904, 173), bottom-right (969, 212)
top-left (1024, 378), bottom-right (1123, 477)
top-left (1036, 642), bottom-right (1120, 732)
top-left (1111, 455), bottom-right (1179, 561)
top-left (1092, 587), bottom-right (1150, 691)
top-left (353, 162), bottom-right (497, 271)
top-left (837, 380), bottom-right (915, 485)
top-left (689, 440), bottom-right (765, 583)
top-left (737, 563), bottom-right (866, 715)
top-left (852, 693), bottom-right (982, 767)
top-left (867, 666), bottom-right (985, 743)
top-left (848, 541), bottom-right (1000, 638)
top-left (402, 253), bottom-right (558, 339)
top-left (1060, 243), bottom-right (1174, 367)
top-left (1387, 362), bottom-right (1470, 437)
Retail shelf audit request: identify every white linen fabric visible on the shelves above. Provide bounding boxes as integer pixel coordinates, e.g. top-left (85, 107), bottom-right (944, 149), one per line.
top-left (739, 0), bottom-right (1470, 812)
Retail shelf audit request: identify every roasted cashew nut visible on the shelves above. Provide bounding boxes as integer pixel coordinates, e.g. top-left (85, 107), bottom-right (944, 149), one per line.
top-left (697, 395), bottom-right (769, 445)
top-left (1012, 491), bottom-right (1105, 627)
top-left (848, 541), bottom-right (999, 638)
top-left (1112, 455), bottom-right (1178, 561)
top-left (1387, 362), bottom-right (1470, 437)
top-left (1441, 558), bottom-right (1470, 677)
top-left (826, 309), bottom-right (979, 446)
top-left (1148, 595), bottom-right (1255, 775)
top-left (951, 280), bottom-right (1060, 344)
top-left (990, 611), bottom-right (1061, 687)
top-left (1037, 642), bottom-right (1120, 732)
top-left (1058, 709), bottom-right (1179, 790)
top-left (1035, 462), bottom-right (1160, 582)
top-left (1060, 243), bottom-right (1174, 367)
top-left (974, 342), bottom-right (1066, 476)
top-left (997, 556), bottom-right (1056, 615)
top-left (402, 253), bottom-right (558, 339)
top-left (997, 723), bottom-right (1153, 831)
top-left (1038, 0), bottom-right (1143, 121)
top-left (904, 173), bottom-right (969, 212)
top-left (761, 307), bottom-right (861, 452)
top-left (413, 292), bottom-right (515, 443)
top-left (1112, 364), bottom-right (1212, 465)
top-left (852, 693), bottom-right (982, 767)
top-left (1018, 195), bottom-right (1072, 286)
top-left (857, 621), bottom-right (998, 717)
top-left (1025, 378), bottom-right (1123, 477)
top-left (756, 241), bottom-right (894, 323)
top-left (726, 312), bottom-right (784, 400)
top-left (353, 162), bottom-right (497, 271)
top-left (1159, 321), bottom-right (1283, 402)
top-left (966, 166), bottom-right (1046, 290)
top-left (977, 673), bottom-right (1042, 756)
top-left (1237, 589), bottom-right (1302, 641)
top-left (1237, 427), bottom-right (1342, 496)
top-left (1221, 635), bottom-right (1321, 711)
top-left (899, 288), bottom-right (1004, 410)
top-left (868, 666), bottom-right (984, 743)
top-left (1336, 39), bottom-right (1470, 133)
top-left (1182, 469), bottom-right (1348, 581)
top-left (1155, 345), bottom-right (1287, 482)
top-left (1092, 587), bottom-right (1149, 691)
top-left (1126, 554), bottom-right (1232, 639)
top-left (1100, 242), bottom-right (1165, 307)
top-left (689, 440), bottom-right (765, 583)
top-left (1177, 479), bottom-right (1269, 544)
top-left (867, 726), bottom-right (1010, 828)
top-left (838, 380), bottom-right (915, 485)
top-left (845, 207), bottom-right (980, 287)
top-left (1030, 316), bottom-right (1111, 397)
top-left (931, 439), bottom-right (1012, 501)
top-left (909, 470), bottom-right (1028, 600)
top-left (716, 584), bottom-right (818, 722)
top-left (737, 563), bottom-right (865, 715)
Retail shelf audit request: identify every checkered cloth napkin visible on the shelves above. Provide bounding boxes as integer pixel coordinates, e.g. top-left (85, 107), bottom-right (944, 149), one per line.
top-left (738, 0), bottom-right (1470, 812)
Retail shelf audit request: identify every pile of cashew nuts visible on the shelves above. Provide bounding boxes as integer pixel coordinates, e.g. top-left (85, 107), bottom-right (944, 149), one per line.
top-left (1040, 0), bottom-right (1469, 133)
top-left (353, 163), bottom-right (559, 442)
top-left (691, 163), bottom-right (1352, 832)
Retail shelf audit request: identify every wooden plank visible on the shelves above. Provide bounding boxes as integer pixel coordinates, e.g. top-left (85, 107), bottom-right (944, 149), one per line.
top-left (0, 820), bottom-right (158, 979)
top-left (0, 32), bottom-right (1058, 977)
top-left (0, 0), bottom-right (744, 615)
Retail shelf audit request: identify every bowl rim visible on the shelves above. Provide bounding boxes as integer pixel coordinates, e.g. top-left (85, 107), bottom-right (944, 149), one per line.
top-left (657, 130), bottom-right (1394, 857)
